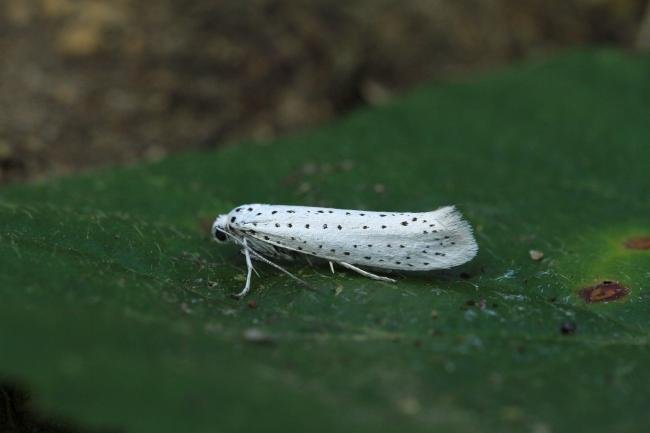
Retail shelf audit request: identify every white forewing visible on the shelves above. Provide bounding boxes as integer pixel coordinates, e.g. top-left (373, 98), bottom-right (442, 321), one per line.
top-left (225, 204), bottom-right (477, 271)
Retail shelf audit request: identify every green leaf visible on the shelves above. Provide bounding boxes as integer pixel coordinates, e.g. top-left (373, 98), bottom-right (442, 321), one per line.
top-left (2, 49), bottom-right (650, 433)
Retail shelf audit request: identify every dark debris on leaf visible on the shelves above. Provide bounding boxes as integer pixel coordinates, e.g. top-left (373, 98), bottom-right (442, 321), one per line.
top-left (560, 321), bottom-right (577, 335)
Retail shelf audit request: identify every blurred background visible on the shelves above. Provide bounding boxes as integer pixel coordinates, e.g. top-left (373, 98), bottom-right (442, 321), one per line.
top-left (1, 0), bottom-right (649, 184)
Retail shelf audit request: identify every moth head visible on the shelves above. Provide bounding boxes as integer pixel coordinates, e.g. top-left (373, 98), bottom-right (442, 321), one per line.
top-left (211, 214), bottom-right (229, 243)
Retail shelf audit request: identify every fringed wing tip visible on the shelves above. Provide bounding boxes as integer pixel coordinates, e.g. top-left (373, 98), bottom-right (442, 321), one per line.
top-left (434, 205), bottom-right (479, 266)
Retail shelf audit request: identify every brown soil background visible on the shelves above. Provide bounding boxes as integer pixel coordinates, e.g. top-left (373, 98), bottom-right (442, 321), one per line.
top-left (1, 0), bottom-right (649, 184)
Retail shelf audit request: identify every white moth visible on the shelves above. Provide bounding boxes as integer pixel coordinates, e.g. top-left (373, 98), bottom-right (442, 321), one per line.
top-left (212, 204), bottom-right (478, 298)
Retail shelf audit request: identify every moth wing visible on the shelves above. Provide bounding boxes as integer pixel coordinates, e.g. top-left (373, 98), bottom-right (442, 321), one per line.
top-left (230, 204), bottom-right (476, 271)
top-left (339, 206), bottom-right (476, 271)
top-left (409, 206), bottom-right (478, 270)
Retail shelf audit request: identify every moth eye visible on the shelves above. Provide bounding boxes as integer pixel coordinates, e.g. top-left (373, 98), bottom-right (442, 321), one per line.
top-left (213, 228), bottom-right (227, 242)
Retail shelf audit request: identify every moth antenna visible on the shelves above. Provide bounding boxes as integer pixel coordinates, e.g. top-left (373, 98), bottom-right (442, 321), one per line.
top-left (220, 229), bottom-right (244, 245)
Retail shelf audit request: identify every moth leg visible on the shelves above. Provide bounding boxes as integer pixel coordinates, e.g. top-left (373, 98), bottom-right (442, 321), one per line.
top-left (233, 238), bottom-right (254, 299)
top-left (338, 262), bottom-right (396, 283)
top-left (246, 246), bottom-right (314, 290)
top-left (329, 261), bottom-right (335, 274)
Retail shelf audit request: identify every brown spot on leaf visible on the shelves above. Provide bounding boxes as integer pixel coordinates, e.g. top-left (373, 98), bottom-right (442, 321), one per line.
top-left (579, 281), bottom-right (629, 303)
top-left (624, 237), bottom-right (650, 250)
